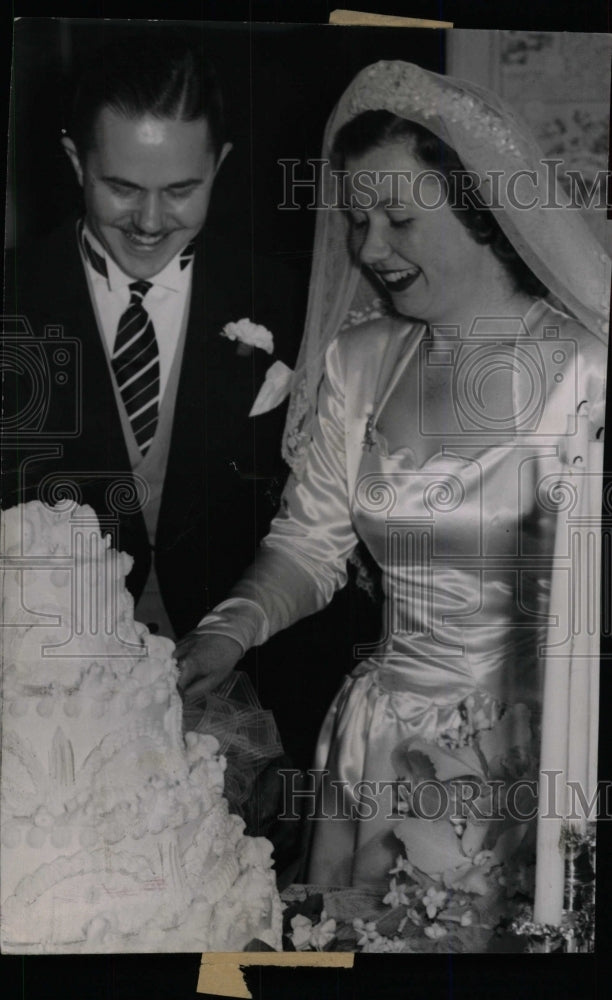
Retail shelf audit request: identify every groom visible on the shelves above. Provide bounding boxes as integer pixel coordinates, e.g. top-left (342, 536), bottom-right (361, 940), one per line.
top-left (3, 27), bottom-right (287, 639)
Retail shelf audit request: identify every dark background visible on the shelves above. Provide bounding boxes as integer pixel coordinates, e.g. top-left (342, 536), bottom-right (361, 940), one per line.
top-left (6, 17), bottom-right (448, 776)
top-left (3, 2), bottom-right (612, 999)
top-left (8, 19), bottom-right (447, 252)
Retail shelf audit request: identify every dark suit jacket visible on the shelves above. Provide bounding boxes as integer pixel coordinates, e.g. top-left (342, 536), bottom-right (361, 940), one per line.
top-left (2, 217), bottom-right (288, 636)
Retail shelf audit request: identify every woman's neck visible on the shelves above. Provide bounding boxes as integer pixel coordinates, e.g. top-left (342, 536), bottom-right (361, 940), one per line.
top-left (428, 263), bottom-right (536, 337)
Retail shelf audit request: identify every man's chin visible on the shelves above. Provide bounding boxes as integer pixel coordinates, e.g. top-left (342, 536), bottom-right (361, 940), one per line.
top-left (117, 257), bottom-right (170, 280)
top-left (110, 236), bottom-right (177, 280)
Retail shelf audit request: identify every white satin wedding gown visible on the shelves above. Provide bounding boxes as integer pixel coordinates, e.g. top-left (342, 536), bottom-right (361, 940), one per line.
top-left (208, 299), bottom-right (606, 889)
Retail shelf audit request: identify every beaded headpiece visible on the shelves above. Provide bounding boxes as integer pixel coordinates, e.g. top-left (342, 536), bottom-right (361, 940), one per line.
top-left (282, 60), bottom-right (610, 474)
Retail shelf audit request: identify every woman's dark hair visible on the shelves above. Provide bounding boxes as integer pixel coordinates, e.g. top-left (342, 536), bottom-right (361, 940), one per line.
top-left (69, 27), bottom-right (225, 160)
top-left (333, 111), bottom-right (547, 299)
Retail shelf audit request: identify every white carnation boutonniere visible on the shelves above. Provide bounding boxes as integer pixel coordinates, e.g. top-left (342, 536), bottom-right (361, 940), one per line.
top-left (221, 317), bottom-right (274, 356)
top-left (221, 317), bottom-right (293, 416)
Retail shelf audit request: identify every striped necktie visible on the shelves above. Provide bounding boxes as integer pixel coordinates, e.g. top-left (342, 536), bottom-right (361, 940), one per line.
top-left (111, 281), bottom-right (160, 455)
top-left (78, 220), bottom-right (196, 454)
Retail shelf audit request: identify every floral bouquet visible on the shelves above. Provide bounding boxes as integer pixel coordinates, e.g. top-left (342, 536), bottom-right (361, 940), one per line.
top-left (281, 697), bottom-right (542, 953)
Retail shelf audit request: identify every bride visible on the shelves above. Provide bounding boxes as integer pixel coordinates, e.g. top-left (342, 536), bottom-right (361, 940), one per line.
top-left (177, 61), bottom-right (608, 937)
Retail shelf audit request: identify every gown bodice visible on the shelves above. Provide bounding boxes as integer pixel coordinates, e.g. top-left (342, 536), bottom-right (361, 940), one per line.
top-left (351, 433), bottom-right (556, 709)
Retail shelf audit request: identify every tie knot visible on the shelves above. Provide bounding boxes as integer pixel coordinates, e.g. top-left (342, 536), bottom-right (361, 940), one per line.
top-left (129, 280), bottom-right (152, 302)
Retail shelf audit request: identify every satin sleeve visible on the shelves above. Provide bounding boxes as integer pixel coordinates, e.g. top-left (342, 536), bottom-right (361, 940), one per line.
top-left (196, 334), bottom-right (360, 647)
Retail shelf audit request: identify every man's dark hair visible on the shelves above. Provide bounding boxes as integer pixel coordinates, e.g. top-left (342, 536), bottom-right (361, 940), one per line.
top-left (333, 110), bottom-right (548, 299)
top-left (68, 28), bottom-right (225, 159)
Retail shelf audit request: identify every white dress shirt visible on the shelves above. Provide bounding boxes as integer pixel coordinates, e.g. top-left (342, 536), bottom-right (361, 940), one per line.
top-left (78, 223), bottom-right (195, 639)
top-left (80, 223), bottom-right (192, 401)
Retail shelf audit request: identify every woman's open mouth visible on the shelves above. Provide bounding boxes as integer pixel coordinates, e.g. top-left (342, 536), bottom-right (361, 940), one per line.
top-left (374, 266), bottom-right (421, 292)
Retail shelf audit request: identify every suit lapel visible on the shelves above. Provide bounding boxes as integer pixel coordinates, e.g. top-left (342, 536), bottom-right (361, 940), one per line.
top-left (160, 231), bottom-right (266, 516)
top-left (16, 220), bottom-right (151, 590)
top-left (29, 220), bottom-right (135, 478)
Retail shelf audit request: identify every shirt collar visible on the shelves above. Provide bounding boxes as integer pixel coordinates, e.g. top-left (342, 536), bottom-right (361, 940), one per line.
top-left (80, 221), bottom-right (192, 293)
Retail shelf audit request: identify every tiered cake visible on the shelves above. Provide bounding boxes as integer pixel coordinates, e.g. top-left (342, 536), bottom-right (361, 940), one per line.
top-left (0, 501), bottom-right (282, 953)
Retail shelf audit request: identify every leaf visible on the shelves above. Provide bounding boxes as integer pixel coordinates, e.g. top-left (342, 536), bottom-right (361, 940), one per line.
top-left (395, 737), bottom-right (485, 783)
top-left (323, 887), bottom-right (384, 923)
top-left (444, 865), bottom-right (490, 896)
top-left (478, 704), bottom-right (532, 774)
top-left (491, 822), bottom-right (529, 863)
top-left (450, 922), bottom-right (492, 953)
top-left (281, 892), bottom-right (324, 932)
top-left (391, 744), bottom-right (437, 783)
top-left (335, 924), bottom-right (359, 949)
top-left (460, 817), bottom-right (491, 858)
top-left (375, 906), bottom-right (410, 938)
top-left (395, 818), bottom-right (469, 876)
top-left (298, 893), bottom-right (325, 919)
top-left (470, 884), bottom-right (511, 929)
top-left (243, 938), bottom-right (278, 951)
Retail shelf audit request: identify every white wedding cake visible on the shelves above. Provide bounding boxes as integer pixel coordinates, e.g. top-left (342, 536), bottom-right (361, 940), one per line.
top-left (0, 501), bottom-right (282, 953)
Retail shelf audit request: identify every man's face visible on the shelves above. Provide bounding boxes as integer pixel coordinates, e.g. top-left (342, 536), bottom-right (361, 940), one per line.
top-left (64, 108), bottom-right (229, 279)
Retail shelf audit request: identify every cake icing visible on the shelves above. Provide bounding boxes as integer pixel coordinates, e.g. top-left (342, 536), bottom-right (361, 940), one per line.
top-left (1, 501), bottom-right (282, 953)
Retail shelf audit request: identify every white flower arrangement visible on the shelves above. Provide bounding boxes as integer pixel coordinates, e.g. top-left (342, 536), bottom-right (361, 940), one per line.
top-left (221, 317), bottom-right (274, 354)
top-left (288, 910), bottom-right (337, 951)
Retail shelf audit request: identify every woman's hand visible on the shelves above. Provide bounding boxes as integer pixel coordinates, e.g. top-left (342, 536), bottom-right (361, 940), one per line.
top-left (174, 632), bottom-right (243, 702)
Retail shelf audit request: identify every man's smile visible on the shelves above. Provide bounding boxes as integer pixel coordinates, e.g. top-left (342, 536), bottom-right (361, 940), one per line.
top-left (120, 230), bottom-right (171, 251)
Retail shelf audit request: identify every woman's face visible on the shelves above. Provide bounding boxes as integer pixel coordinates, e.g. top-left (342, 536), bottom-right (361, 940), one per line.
top-left (345, 142), bottom-right (500, 327)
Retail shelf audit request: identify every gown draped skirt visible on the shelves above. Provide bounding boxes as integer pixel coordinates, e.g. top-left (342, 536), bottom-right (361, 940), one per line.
top-left (305, 435), bottom-right (555, 888)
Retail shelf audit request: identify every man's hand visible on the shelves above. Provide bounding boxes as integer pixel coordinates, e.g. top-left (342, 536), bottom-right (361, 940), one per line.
top-left (175, 632), bottom-right (243, 703)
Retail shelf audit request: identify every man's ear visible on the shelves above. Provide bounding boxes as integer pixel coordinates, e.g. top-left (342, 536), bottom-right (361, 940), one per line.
top-left (214, 141), bottom-right (233, 176)
top-left (61, 136), bottom-right (84, 187)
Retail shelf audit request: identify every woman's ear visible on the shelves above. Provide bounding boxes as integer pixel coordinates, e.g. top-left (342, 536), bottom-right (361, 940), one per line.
top-left (61, 136), bottom-right (84, 187)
